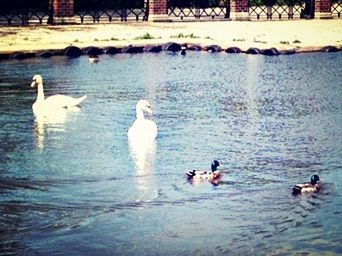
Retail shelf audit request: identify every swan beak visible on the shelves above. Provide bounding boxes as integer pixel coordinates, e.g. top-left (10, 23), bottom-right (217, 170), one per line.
top-left (31, 80), bottom-right (37, 87)
top-left (146, 105), bottom-right (153, 114)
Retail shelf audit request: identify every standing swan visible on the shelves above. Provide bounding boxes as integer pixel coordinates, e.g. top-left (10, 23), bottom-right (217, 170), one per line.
top-left (128, 100), bottom-right (157, 140)
top-left (30, 74), bottom-right (87, 115)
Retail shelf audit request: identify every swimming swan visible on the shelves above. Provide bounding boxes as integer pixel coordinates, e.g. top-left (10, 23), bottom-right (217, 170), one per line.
top-left (292, 175), bottom-right (321, 195)
top-left (128, 100), bottom-right (157, 140)
top-left (30, 74), bottom-right (87, 115)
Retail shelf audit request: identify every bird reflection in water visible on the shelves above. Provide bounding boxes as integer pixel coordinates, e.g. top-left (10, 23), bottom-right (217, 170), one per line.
top-left (128, 137), bottom-right (158, 202)
top-left (33, 107), bottom-right (80, 149)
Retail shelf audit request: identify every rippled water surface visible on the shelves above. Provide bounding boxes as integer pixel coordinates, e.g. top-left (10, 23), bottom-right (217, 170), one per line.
top-left (0, 52), bottom-right (341, 255)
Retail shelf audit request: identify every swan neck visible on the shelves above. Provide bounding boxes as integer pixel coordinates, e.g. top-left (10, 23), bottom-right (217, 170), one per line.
top-left (36, 83), bottom-right (45, 101)
top-left (136, 109), bottom-right (145, 120)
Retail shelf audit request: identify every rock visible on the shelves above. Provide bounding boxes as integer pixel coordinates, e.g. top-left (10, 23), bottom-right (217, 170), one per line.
top-left (262, 48), bottom-right (280, 56)
top-left (143, 45), bottom-right (162, 53)
top-left (204, 45), bottom-right (222, 52)
top-left (84, 46), bottom-right (103, 55)
top-left (321, 45), bottom-right (340, 52)
top-left (122, 45), bottom-right (144, 53)
top-left (162, 42), bottom-right (181, 51)
top-left (10, 52), bottom-right (35, 59)
top-left (104, 47), bottom-right (121, 54)
top-left (187, 44), bottom-right (202, 51)
top-left (245, 47), bottom-right (261, 54)
top-left (39, 51), bottom-right (54, 58)
top-left (225, 47), bottom-right (242, 54)
top-left (64, 46), bottom-right (83, 57)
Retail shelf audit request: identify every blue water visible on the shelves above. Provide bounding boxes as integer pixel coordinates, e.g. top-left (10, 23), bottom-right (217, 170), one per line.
top-left (0, 52), bottom-right (341, 255)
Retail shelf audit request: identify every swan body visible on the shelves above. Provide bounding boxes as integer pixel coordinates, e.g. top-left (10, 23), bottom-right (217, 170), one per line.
top-left (292, 175), bottom-right (321, 195)
top-left (31, 74), bottom-right (87, 116)
top-left (128, 100), bottom-right (157, 141)
top-left (186, 160), bottom-right (221, 182)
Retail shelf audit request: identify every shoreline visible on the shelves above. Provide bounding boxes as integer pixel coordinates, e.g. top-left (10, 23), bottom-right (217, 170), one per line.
top-left (0, 19), bottom-right (341, 57)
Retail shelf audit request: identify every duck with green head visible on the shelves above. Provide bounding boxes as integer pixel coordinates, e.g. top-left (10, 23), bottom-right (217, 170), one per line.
top-left (292, 175), bottom-right (321, 195)
top-left (186, 160), bottom-right (220, 181)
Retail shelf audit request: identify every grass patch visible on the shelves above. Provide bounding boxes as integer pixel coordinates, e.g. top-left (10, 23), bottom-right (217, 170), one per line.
top-left (170, 33), bottom-right (200, 39)
top-left (94, 38), bottom-right (99, 42)
top-left (233, 38), bottom-right (246, 42)
top-left (73, 39), bottom-right (79, 43)
top-left (134, 33), bottom-right (155, 40)
top-left (111, 37), bottom-right (119, 41)
top-left (293, 39), bottom-right (301, 43)
top-left (254, 39), bottom-right (267, 44)
top-left (280, 41), bottom-right (290, 44)
top-left (23, 37), bottom-right (28, 41)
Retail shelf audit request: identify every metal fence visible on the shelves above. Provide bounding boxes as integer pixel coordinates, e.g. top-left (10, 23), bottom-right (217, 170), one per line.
top-left (168, 0), bottom-right (230, 20)
top-left (74, 0), bottom-right (148, 23)
top-left (0, 0), bottom-right (339, 25)
top-left (248, 0), bottom-right (309, 20)
top-left (331, 0), bottom-right (342, 17)
top-left (0, 0), bottom-right (51, 25)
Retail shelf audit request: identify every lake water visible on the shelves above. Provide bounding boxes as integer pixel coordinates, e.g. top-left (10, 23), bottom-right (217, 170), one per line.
top-left (0, 51), bottom-right (341, 255)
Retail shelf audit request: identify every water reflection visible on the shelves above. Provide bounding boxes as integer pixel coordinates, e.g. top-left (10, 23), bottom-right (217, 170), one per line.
top-left (128, 137), bottom-right (158, 202)
top-left (33, 107), bottom-right (80, 149)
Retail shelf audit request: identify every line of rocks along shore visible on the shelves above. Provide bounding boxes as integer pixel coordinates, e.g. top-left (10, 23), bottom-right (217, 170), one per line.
top-left (0, 42), bottom-right (341, 60)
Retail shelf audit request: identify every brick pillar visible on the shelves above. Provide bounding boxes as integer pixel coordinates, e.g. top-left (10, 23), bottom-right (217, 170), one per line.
top-left (53, 0), bottom-right (76, 24)
top-left (148, 0), bottom-right (170, 21)
top-left (315, 0), bottom-right (332, 18)
top-left (230, 0), bottom-right (250, 20)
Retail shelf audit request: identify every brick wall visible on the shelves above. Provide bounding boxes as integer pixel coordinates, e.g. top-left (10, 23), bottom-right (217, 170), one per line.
top-left (149, 0), bottom-right (168, 15)
top-left (315, 0), bottom-right (331, 13)
top-left (231, 0), bottom-right (249, 13)
top-left (53, 0), bottom-right (74, 17)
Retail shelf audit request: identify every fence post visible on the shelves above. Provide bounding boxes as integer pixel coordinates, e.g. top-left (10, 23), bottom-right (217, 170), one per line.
top-left (230, 0), bottom-right (250, 20)
top-left (148, 0), bottom-right (170, 21)
top-left (53, 0), bottom-right (76, 24)
top-left (315, 0), bottom-right (332, 18)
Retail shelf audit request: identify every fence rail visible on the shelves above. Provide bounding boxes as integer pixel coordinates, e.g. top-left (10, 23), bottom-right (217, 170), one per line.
top-left (248, 0), bottom-right (308, 20)
top-left (0, 0), bottom-right (51, 25)
top-left (74, 0), bottom-right (148, 23)
top-left (168, 0), bottom-right (230, 20)
top-left (331, 0), bottom-right (342, 17)
top-left (0, 0), bottom-right (340, 25)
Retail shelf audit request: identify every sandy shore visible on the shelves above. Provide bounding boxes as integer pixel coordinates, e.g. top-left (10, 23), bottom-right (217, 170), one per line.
top-left (0, 19), bottom-right (341, 53)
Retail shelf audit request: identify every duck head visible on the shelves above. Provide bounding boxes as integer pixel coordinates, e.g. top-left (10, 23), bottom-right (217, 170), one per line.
top-left (136, 100), bottom-right (153, 115)
top-left (311, 175), bottom-right (320, 185)
top-left (31, 74), bottom-right (42, 88)
top-left (211, 160), bottom-right (220, 172)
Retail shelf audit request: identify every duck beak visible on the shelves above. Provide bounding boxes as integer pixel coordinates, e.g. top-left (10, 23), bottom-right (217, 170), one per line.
top-left (31, 80), bottom-right (37, 88)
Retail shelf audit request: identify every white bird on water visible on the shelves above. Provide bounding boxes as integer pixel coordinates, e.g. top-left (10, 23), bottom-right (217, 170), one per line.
top-left (30, 74), bottom-right (87, 116)
top-left (128, 100), bottom-right (157, 141)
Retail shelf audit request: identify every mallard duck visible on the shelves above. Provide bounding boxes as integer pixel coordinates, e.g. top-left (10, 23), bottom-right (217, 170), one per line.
top-left (292, 175), bottom-right (321, 195)
top-left (88, 55), bottom-right (99, 63)
top-left (186, 160), bottom-right (220, 181)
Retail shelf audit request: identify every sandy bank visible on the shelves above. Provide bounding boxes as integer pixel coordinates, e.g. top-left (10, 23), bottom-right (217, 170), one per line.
top-left (0, 19), bottom-right (341, 54)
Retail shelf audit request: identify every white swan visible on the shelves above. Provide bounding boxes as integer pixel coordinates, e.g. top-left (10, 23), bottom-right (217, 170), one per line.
top-left (30, 74), bottom-right (87, 116)
top-left (128, 100), bottom-right (157, 141)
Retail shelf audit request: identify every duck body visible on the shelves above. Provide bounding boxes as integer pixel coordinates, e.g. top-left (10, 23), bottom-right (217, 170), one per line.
top-left (88, 55), bottom-right (99, 63)
top-left (292, 175), bottom-right (321, 195)
top-left (128, 100), bottom-right (157, 141)
top-left (186, 160), bottom-right (221, 182)
top-left (31, 74), bottom-right (87, 116)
